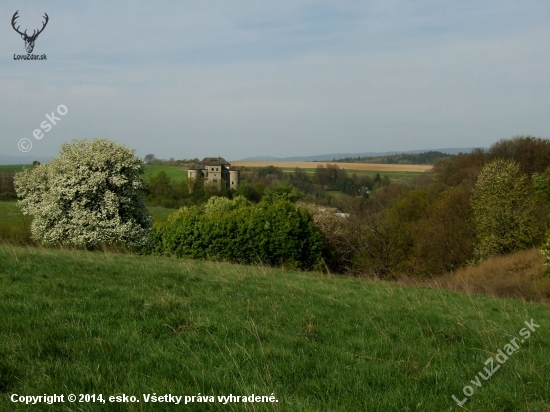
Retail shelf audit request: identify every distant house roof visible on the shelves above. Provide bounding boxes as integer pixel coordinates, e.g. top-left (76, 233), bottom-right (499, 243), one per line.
top-left (198, 157), bottom-right (230, 167)
top-left (188, 157), bottom-right (232, 170)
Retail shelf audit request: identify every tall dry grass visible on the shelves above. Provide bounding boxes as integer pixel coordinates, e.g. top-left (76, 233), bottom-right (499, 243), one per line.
top-left (398, 248), bottom-right (550, 304)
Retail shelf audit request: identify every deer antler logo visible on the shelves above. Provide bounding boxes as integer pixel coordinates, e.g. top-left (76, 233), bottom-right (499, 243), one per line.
top-left (11, 11), bottom-right (49, 54)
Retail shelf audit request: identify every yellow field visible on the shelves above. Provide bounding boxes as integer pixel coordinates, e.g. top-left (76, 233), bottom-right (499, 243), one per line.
top-left (231, 161), bottom-right (433, 172)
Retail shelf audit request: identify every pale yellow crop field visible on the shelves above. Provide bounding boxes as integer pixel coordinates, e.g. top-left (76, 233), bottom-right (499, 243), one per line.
top-left (231, 161), bottom-right (433, 173)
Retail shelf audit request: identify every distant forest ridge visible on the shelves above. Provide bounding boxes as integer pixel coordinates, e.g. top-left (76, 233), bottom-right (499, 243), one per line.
top-left (329, 151), bottom-right (452, 165)
top-left (240, 148), bottom-right (482, 162)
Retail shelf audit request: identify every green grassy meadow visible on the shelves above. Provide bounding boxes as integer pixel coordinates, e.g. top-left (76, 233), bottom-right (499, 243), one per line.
top-left (323, 189), bottom-right (347, 201)
top-left (143, 165), bottom-right (188, 182)
top-left (148, 206), bottom-right (179, 222)
top-left (0, 202), bottom-right (31, 244)
top-left (0, 165), bottom-right (26, 173)
top-left (0, 245), bottom-right (548, 411)
top-left (0, 202), bottom-right (177, 242)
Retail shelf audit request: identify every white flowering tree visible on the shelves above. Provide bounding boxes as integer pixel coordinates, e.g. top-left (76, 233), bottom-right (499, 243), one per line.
top-left (14, 139), bottom-right (152, 249)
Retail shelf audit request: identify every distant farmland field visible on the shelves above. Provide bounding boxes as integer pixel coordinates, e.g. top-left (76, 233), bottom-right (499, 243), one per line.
top-left (231, 161), bottom-right (433, 173)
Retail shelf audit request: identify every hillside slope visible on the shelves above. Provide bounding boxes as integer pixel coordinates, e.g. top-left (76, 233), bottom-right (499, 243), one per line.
top-left (0, 246), bottom-right (548, 411)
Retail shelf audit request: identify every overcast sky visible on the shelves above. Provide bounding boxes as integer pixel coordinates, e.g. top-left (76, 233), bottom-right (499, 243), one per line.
top-left (1, 1), bottom-right (549, 160)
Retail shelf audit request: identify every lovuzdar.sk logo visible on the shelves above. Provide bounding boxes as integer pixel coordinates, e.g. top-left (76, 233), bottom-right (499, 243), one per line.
top-left (12, 10), bottom-right (48, 60)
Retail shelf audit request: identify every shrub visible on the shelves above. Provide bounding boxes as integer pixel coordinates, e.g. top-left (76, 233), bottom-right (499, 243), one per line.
top-left (150, 197), bottom-right (323, 270)
top-left (204, 195), bottom-right (251, 215)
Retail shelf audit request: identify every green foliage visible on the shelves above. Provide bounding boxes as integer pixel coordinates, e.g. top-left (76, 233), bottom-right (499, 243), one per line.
top-left (532, 173), bottom-right (547, 198)
top-left (204, 195), bottom-right (251, 215)
top-left (351, 186), bottom-right (428, 277)
top-left (143, 153), bottom-right (156, 164)
top-left (233, 181), bottom-right (263, 202)
top-left (261, 182), bottom-right (303, 204)
top-left (14, 139), bottom-right (152, 249)
top-left (314, 164), bottom-right (374, 196)
top-left (490, 135), bottom-right (550, 176)
top-left (148, 170), bottom-right (172, 196)
top-left (541, 234), bottom-right (550, 267)
top-left (471, 159), bottom-right (540, 261)
top-left (149, 197), bottom-right (323, 269)
top-left (415, 185), bottom-right (475, 274)
top-left (257, 165), bottom-right (284, 179)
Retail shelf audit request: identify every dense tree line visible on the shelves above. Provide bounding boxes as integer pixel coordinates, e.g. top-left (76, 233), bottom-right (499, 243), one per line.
top-left (331, 151), bottom-right (452, 165)
top-left (143, 154), bottom-right (199, 166)
top-left (237, 164), bottom-right (386, 206)
top-left (330, 136), bottom-right (550, 277)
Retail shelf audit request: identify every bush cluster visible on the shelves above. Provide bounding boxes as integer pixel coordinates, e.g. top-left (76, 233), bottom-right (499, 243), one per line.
top-left (147, 196), bottom-right (323, 270)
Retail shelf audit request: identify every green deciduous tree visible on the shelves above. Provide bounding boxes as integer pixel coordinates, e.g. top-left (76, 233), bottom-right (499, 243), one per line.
top-left (143, 154), bottom-right (156, 164)
top-left (14, 138), bottom-right (152, 249)
top-left (471, 159), bottom-right (539, 261)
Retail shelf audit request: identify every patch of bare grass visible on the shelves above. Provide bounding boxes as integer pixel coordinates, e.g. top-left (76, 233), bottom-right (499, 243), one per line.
top-left (399, 248), bottom-right (550, 304)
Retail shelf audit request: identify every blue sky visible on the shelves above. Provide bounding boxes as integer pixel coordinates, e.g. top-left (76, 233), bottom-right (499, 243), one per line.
top-left (1, 1), bottom-right (550, 160)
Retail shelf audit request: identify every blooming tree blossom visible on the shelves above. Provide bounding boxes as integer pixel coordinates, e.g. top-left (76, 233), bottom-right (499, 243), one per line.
top-left (14, 139), bottom-right (152, 249)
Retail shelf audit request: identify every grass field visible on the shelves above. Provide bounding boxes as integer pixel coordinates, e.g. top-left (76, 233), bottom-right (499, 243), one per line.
top-left (3, 163), bottom-right (423, 186)
top-left (143, 165), bottom-right (188, 182)
top-left (0, 202), bottom-right (31, 244)
top-left (0, 246), bottom-right (548, 411)
top-left (324, 189), bottom-right (347, 201)
top-left (0, 165), bottom-right (26, 173)
top-left (238, 165), bottom-right (426, 184)
top-left (0, 202), bottom-right (178, 244)
top-left (148, 206), bottom-right (179, 222)
top-left (0, 164), bottom-right (189, 180)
